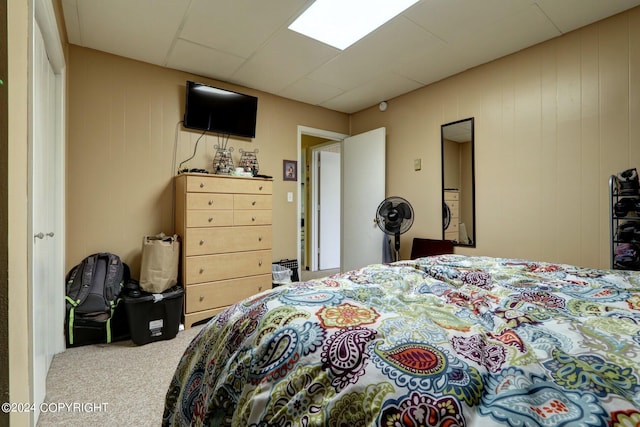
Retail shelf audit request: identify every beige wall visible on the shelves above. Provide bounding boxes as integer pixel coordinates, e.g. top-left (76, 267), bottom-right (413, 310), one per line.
top-left (8, 0), bottom-right (31, 425)
top-left (351, 7), bottom-right (640, 268)
top-left (66, 46), bottom-right (349, 276)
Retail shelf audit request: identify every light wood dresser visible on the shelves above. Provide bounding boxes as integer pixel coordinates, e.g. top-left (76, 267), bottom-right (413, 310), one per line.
top-left (174, 173), bottom-right (273, 328)
top-left (444, 189), bottom-right (460, 242)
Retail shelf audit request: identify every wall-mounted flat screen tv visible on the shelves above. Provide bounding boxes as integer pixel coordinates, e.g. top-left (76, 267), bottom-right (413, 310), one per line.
top-left (183, 81), bottom-right (258, 138)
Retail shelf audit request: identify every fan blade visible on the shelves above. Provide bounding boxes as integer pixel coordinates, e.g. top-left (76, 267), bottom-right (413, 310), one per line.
top-left (397, 202), bottom-right (412, 219)
top-left (378, 201), bottom-right (393, 217)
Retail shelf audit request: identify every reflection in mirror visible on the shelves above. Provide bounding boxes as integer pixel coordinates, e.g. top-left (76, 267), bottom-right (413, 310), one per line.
top-left (441, 118), bottom-right (475, 247)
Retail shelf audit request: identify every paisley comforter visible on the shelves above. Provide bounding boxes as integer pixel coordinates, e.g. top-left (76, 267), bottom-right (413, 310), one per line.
top-left (163, 255), bottom-right (640, 426)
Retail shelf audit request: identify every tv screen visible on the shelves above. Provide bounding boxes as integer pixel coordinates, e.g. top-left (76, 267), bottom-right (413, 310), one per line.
top-left (183, 81), bottom-right (258, 138)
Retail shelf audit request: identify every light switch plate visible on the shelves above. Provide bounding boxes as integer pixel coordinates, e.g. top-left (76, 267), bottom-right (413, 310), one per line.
top-left (287, 192), bottom-right (293, 202)
top-left (414, 158), bottom-right (422, 171)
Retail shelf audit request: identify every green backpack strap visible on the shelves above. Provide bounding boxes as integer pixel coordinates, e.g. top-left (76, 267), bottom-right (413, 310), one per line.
top-left (105, 298), bottom-right (121, 344)
top-left (65, 296), bottom-right (79, 345)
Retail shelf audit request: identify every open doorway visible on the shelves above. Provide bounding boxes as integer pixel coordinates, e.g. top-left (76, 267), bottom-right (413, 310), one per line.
top-left (296, 126), bottom-right (387, 278)
top-left (297, 127), bottom-right (347, 278)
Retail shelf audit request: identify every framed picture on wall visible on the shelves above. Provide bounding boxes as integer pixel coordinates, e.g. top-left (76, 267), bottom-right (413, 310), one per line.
top-left (283, 160), bottom-right (297, 181)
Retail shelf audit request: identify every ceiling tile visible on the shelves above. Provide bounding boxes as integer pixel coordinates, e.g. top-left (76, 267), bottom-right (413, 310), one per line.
top-left (179, 0), bottom-right (310, 59)
top-left (320, 72), bottom-right (424, 113)
top-left (467, 4), bottom-right (561, 59)
top-left (165, 40), bottom-right (246, 81)
top-left (535, 0), bottom-right (640, 32)
top-left (393, 44), bottom-right (476, 86)
top-left (74, 0), bottom-right (190, 65)
top-left (232, 29), bottom-right (340, 94)
top-left (308, 16), bottom-right (442, 91)
top-left (406, 0), bottom-right (532, 42)
top-left (279, 78), bottom-right (345, 106)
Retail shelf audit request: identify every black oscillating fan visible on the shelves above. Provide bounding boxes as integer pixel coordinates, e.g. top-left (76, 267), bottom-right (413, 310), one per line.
top-left (375, 196), bottom-right (414, 259)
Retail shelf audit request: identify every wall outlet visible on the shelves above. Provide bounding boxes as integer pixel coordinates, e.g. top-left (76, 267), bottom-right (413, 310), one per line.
top-left (287, 192), bottom-right (293, 202)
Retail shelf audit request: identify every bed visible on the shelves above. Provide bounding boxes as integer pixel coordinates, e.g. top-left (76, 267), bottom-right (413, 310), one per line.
top-left (163, 255), bottom-right (640, 426)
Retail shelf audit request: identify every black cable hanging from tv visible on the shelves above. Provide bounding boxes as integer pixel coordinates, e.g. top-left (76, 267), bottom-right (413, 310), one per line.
top-left (178, 129), bottom-right (207, 171)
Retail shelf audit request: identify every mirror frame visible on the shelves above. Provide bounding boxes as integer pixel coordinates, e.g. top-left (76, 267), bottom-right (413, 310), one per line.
top-left (441, 117), bottom-right (476, 247)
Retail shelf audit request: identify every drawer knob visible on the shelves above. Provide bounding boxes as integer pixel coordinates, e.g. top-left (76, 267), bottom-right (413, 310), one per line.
top-left (252, 200), bottom-right (256, 206)
top-left (259, 185), bottom-right (263, 191)
top-left (252, 216), bottom-right (256, 222)
top-left (199, 267), bottom-right (204, 274)
top-left (200, 182), bottom-right (205, 188)
top-left (199, 296), bottom-right (204, 302)
top-left (258, 286), bottom-right (263, 291)
top-left (208, 200), bottom-right (214, 206)
top-left (199, 240), bottom-right (205, 245)
top-left (258, 236), bottom-right (262, 242)
top-left (208, 217), bottom-right (213, 222)
top-left (258, 260), bottom-right (263, 266)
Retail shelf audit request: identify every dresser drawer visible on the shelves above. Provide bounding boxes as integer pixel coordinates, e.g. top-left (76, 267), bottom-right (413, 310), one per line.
top-left (445, 230), bottom-right (459, 241)
top-left (186, 175), bottom-right (272, 194)
top-left (234, 210), bottom-right (272, 226)
top-left (185, 274), bottom-right (271, 313)
top-left (185, 226), bottom-right (272, 255)
top-left (445, 191), bottom-right (459, 201)
top-left (186, 193), bottom-right (233, 210)
top-left (446, 200), bottom-right (459, 215)
top-left (186, 210), bottom-right (234, 227)
top-left (185, 250), bottom-right (271, 284)
top-left (234, 194), bottom-right (272, 210)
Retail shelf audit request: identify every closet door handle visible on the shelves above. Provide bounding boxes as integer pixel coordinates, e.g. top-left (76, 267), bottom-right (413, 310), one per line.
top-left (34, 232), bottom-right (55, 239)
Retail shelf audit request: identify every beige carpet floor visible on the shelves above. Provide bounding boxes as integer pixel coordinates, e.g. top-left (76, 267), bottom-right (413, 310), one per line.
top-left (37, 324), bottom-right (204, 427)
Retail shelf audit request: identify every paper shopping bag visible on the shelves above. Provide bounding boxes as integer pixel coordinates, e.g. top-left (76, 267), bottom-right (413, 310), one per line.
top-left (139, 233), bottom-right (180, 294)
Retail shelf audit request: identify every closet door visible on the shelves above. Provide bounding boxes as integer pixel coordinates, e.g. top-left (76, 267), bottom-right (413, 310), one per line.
top-left (31, 13), bottom-right (65, 424)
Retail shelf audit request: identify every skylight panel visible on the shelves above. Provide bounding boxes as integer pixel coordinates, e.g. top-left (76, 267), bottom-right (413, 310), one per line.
top-left (289, 0), bottom-right (419, 50)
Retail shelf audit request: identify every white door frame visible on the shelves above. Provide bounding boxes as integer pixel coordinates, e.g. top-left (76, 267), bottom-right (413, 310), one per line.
top-left (297, 126), bottom-right (348, 273)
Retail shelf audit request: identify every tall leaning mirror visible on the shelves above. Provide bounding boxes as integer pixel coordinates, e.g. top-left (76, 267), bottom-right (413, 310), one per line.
top-left (441, 117), bottom-right (475, 247)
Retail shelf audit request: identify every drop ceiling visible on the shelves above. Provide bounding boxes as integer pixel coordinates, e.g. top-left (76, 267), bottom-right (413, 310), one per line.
top-left (61, 0), bottom-right (640, 114)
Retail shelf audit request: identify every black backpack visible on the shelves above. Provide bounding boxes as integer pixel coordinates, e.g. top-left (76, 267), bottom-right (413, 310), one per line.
top-left (65, 253), bottom-right (130, 346)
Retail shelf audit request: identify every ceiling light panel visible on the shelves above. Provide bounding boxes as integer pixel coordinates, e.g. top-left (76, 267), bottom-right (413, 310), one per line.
top-left (288, 0), bottom-right (419, 50)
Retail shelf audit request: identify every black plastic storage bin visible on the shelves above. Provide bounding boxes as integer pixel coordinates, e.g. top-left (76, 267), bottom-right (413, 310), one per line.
top-left (123, 286), bottom-right (184, 345)
top-left (65, 301), bottom-right (130, 348)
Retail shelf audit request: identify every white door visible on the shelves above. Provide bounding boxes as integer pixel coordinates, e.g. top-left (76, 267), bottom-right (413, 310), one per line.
top-left (31, 16), bottom-right (65, 425)
top-left (341, 128), bottom-right (386, 272)
top-left (317, 150), bottom-right (340, 270)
